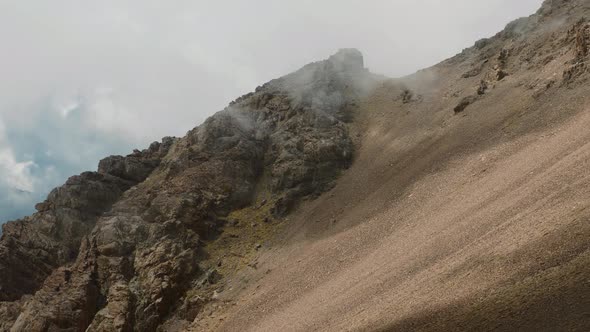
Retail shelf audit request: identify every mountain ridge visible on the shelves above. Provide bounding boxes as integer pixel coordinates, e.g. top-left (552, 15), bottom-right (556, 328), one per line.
top-left (2, 0), bottom-right (590, 330)
top-left (1, 48), bottom-right (377, 331)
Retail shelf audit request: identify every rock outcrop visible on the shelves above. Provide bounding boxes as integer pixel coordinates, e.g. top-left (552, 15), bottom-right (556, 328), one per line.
top-left (2, 0), bottom-right (590, 330)
top-left (0, 140), bottom-right (172, 302)
top-left (0, 49), bottom-right (373, 331)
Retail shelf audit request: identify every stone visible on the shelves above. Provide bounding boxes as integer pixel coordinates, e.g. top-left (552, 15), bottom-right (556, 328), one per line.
top-left (454, 95), bottom-right (479, 114)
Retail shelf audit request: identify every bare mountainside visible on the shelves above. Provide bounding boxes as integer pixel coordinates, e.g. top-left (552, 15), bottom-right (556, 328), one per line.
top-left (2, 0), bottom-right (590, 331)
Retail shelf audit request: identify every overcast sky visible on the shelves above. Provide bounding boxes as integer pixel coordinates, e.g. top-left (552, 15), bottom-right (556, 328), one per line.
top-left (0, 0), bottom-right (544, 223)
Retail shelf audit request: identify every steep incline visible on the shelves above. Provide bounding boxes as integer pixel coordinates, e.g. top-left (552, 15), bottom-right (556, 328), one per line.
top-left (2, 0), bottom-right (590, 331)
top-left (200, 0), bottom-right (590, 331)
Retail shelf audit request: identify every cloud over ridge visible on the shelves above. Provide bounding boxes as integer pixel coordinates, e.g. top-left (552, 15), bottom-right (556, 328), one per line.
top-left (0, 0), bottom-right (543, 223)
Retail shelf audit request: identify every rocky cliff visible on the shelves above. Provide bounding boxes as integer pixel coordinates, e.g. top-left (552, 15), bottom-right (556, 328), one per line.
top-left (0, 49), bottom-right (376, 331)
top-left (2, 0), bottom-right (590, 331)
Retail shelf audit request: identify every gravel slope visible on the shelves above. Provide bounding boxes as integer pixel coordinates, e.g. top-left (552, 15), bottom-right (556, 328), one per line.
top-left (202, 2), bottom-right (590, 330)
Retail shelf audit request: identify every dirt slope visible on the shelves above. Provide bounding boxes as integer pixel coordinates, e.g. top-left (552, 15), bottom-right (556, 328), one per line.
top-left (1, 0), bottom-right (590, 331)
top-left (197, 1), bottom-right (590, 330)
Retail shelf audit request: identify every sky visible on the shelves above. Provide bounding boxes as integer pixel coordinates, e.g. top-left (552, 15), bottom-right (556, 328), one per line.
top-left (0, 0), bottom-right (544, 224)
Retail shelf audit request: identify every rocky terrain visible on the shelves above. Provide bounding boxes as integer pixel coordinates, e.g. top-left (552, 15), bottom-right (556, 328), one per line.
top-left (2, 0), bottom-right (590, 331)
top-left (0, 48), bottom-right (375, 331)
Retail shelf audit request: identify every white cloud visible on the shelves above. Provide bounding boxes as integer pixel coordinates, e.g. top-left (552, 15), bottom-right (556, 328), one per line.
top-left (0, 149), bottom-right (35, 193)
top-left (0, 118), bottom-right (35, 192)
top-left (0, 1), bottom-right (545, 138)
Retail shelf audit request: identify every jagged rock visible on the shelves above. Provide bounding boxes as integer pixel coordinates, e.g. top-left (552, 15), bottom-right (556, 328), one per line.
top-left (0, 300), bottom-right (24, 331)
top-left (563, 62), bottom-right (587, 82)
top-left (0, 49), bottom-right (372, 330)
top-left (494, 49), bottom-right (510, 81)
top-left (0, 136), bottom-right (173, 330)
top-left (477, 80), bottom-right (489, 95)
top-left (462, 59), bottom-right (489, 78)
top-left (454, 95), bottom-right (479, 114)
top-left (562, 19), bottom-right (590, 84)
top-left (4, 0), bottom-right (589, 326)
top-left (0, 172), bottom-right (133, 301)
top-left (571, 18), bottom-right (589, 61)
top-left (98, 138), bottom-right (173, 182)
top-left (496, 69), bottom-right (509, 80)
top-left (401, 89), bottom-right (413, 103)
top-left (10, 238), bottom-right (102, 332)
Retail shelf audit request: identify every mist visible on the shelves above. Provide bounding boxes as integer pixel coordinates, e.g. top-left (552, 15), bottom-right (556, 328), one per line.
top-left (0, 0), bottom-right (544, 223)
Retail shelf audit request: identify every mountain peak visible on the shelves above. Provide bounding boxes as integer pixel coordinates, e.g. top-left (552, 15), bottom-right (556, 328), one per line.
top-left (328, 48), bottom-right (364, 71)
top-left (2, 1), bottom-right (590, 331)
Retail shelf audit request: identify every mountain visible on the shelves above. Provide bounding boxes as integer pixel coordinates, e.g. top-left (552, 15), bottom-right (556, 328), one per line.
top-left (1, 0), bottom-right (590, 331)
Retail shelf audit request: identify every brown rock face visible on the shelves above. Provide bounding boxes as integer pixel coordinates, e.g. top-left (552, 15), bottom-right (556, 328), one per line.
top-left (0, 49), bottom-right (373, 331)
top-left (0, 144), bottom-right (172, 304)
top-left (2, 0), bottom-right (590, 330)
